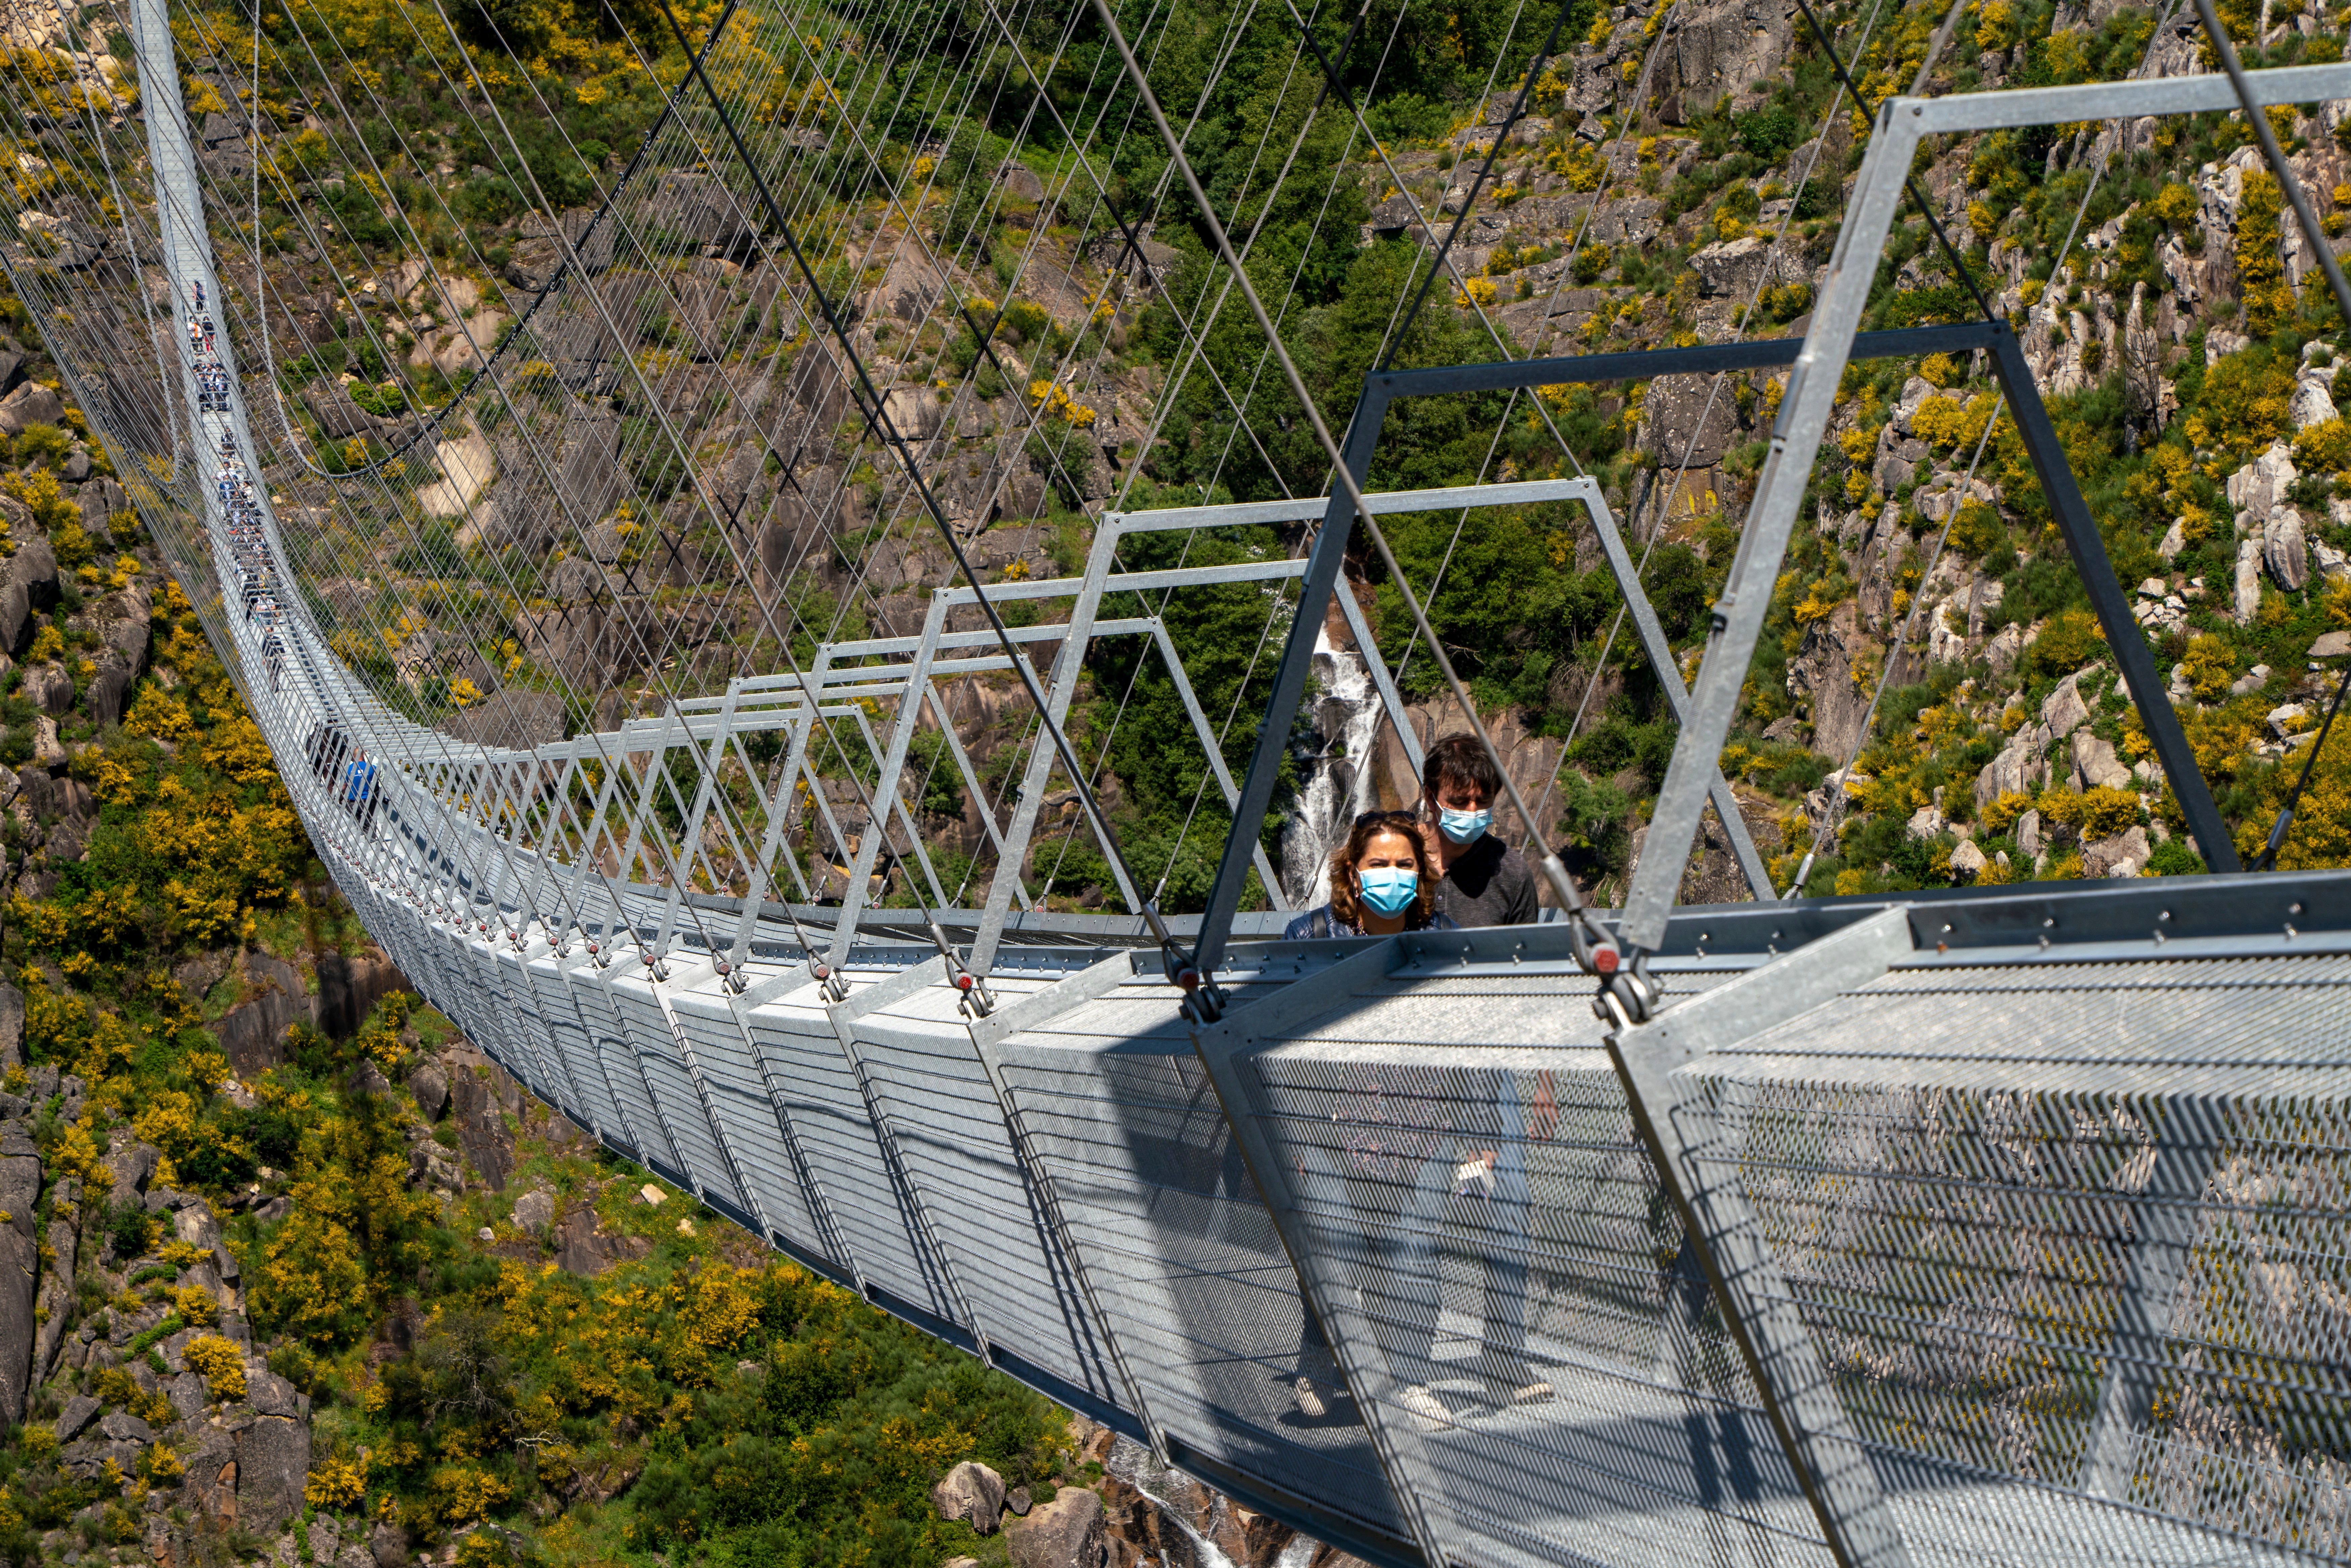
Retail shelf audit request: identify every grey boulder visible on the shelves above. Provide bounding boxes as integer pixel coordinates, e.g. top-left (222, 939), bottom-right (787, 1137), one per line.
top-left (931, 1459), bottom-right (1007, 1534)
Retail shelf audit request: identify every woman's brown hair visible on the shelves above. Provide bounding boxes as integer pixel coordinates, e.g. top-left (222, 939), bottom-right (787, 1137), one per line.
top-left (1326, 811), bottom-right (1439, 931)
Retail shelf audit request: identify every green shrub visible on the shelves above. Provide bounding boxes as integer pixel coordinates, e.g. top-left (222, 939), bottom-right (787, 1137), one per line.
top-left (107, 1199), bottom-right (151, 1260)
top-left (2025, 607), bottom-right (2103, 678)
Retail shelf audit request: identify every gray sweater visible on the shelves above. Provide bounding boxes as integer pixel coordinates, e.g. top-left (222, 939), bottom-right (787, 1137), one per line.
top-left (1432, 834), bottom-right (1539, 928)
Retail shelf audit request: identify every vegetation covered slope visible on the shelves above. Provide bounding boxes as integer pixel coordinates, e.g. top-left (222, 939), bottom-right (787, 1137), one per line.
top-left (0, 331), bottom-right (1083, 1568)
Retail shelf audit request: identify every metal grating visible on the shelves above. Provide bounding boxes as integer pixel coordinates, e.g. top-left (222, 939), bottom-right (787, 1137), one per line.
top-left (738, 970), bottom-right (967, 1329)
top-left (666, 988), bottom-right (826, 1255)
top-left (851, 968), bottom-right (1127, 1412)
top-left (607, 980), bottom-right (742, 1208)
top-left (1198, 942), bottom-right (2328, 1568)
top-left (989, 962), bottom-right (1419, 1557)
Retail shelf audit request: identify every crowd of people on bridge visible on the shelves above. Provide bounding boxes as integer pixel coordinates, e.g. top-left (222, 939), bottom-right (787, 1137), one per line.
top-left (188, 282), bottom-right (376, 835)
top-left (212, 422), bottom-right (285, 693)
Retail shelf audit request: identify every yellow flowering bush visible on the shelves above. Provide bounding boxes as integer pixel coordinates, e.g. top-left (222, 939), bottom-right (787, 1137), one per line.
top-left (1026, 379), bottom-right (1097, 428)
top-left (1980, 792), bottom-right (2034, 837)
top-left (2041, 786), bottom-right (2143, 840)
top-left (125, 685), bottom-right (194, 742)
top-left (2, 465), bottom-right (79, 533)
top-left (2184, 350), bottom-right (2294, 469)
top-left (1911, 392), bottom-right (1999, 452)
top-left (183, 1334), bottom-right (247, 1401)
top-left (251, 1103), bottom-right (437, 1347)
top-left (2181, 634), bottom-right (2236, 701)
top-left (307, 1454), bottom-right (370, 1508)
top-left (430, 1466), bottom-right (512, 1523)
top-left (2293, 415), bottom-right (2351, 476)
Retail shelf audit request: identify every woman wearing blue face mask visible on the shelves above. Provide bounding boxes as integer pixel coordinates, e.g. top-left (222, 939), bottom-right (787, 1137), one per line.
top-left (1284, 812), bottom-right (1457, 940)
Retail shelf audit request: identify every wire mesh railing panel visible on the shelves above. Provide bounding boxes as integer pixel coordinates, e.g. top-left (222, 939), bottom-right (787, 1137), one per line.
top-left (1717, 952), bottom-right (2351, 1100)
top-left (1197, 947), bottom-right (2343, 1568)
top-left (422, 927), bottom-right (495, 1059)
top-left (1681, 951), bottom-right (2351, 1563)
top-left (483, 951), bottom-right (568, 1113)
top-left (1012, 1055), bottom-right (1418, 1547)
top-left (736, 980), bottom-right (965, 1328)
top-left (1219, 1033), bottom-right (1833, 1568)
top-left (459, 938), bottom-right (546, 1088)
top-left (851, 980), bottom-right (1127, 1410)
top-left (666, 991), bottom-right (826, 1256)
top-left (528, 956), bottom-right (634, 1145)
top-left (604, 980), bottom-right (745, 1210)
top-left (989, 966), bottom-right (1417, 1555)
top-left (574, 980), bottom-right (686, 1178)
top-left (445, 937), bottom-right (512, 1058)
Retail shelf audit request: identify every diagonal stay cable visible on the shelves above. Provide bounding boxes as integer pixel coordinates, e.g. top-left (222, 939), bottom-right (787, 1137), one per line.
top-left (644, 0), bottom-right (1184, 990)
top-left (1285, 0), bottom-right (1586, 485)
top-left (1523, 0), bottom-right (1896, 851)
top-left (1371, 0), bottom-right (1581, 374)
top-left (2192, 0), bottom-right (2351, 865)
top-left (232, 0), bottom-right (738, 480)
top-left (412, 0), bottom-right (960, 972)
top-left (1788, 0), bottom-right (1992, 321)
top-left (1788, 0), bottom-right (2201, 895)
top-left (1085, 0), bottom-right (1618, 983)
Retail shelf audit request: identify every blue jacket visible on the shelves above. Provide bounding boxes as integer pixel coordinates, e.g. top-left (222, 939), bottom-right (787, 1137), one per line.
top-left (1283, 905), bottom-right (1456, 940)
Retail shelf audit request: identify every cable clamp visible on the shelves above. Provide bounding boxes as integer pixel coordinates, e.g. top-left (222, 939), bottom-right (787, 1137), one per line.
top-left (1594, 957), bottom-right (1657, 1028)
top-left (1173, 965), bottom-right (1225, 1025)
top-left (953, 966), bottom-right (997, 1020)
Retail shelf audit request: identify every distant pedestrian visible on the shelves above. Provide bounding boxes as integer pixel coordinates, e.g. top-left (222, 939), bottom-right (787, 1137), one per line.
top-left (345, 748), bottom-right (378, 833)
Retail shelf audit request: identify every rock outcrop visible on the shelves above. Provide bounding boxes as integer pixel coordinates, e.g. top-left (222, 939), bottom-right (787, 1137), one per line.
top-left (1010, 1487), bottom-right (1107, 1568)
top-left (932, 1460), bottom-right (1009, 1533)
top-left (0, 1122), bottom-right (37, 1424)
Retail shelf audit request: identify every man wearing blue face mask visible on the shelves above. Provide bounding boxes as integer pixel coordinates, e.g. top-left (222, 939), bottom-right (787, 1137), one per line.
top-left (1420, 733), bottom-right (1538, 928)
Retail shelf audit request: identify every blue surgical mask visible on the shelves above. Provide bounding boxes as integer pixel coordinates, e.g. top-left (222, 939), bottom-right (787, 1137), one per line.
top-left (1358, 866), bottom-right (1418, 916)
top-left (1437, 806), bottom-right (1492, 844)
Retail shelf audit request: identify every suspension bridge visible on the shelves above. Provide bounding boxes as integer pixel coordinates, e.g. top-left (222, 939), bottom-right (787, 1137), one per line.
top-left (1, 0), bottom-right (2349, 1560)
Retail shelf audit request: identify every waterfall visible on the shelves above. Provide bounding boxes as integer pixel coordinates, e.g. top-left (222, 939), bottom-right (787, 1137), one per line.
top-left (1279, 619), bottom-right (1386, 912)
top-left (1107, 1438), bottom-right (1244, 1568)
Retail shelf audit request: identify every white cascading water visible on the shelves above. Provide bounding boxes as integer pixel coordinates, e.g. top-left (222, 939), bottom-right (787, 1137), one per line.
top-left (1270, 1535), bottom-right (1318, 1568)
top-left (1107, 1438), bottom-right (1244, 1568)
top-left (1279, 619), bottom-right (1387, 912)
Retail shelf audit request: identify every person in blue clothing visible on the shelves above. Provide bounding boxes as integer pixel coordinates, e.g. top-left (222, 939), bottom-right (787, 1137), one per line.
top-left (344, 748), bottom-right (379, 835)
top-left (1283, 811), bottom-right (1455, 940)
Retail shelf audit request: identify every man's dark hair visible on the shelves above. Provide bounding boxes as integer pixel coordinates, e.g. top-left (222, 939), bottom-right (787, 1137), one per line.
top-left (1422, 733), bottom-right (1502, 804)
